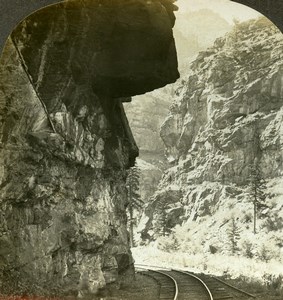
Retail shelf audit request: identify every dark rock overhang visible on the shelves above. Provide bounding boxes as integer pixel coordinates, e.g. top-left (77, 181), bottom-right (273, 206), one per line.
top-left (10, 0), bottom-right (180, 101)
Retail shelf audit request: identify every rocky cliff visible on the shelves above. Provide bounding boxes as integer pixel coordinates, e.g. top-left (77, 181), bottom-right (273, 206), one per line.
top-left (161, 17), bottom-right (283, 181)
top-left (124, 88), bottom-right (172, 203)
top-left (0, 0), bottom-right (178, 296)
top-left (124, 8), bottom-right (231, 203)
top-left (140, 17), bottom-right (283, 255)
top-left (124, 88), bottom-right (172, 167)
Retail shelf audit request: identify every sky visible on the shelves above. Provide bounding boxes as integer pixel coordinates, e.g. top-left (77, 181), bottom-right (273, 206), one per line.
top-left (176, 0), bottom-right (261, 24)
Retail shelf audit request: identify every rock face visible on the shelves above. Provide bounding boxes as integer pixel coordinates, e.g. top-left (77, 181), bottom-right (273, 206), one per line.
top-left (135, 158), bottom-right (163, 203)
top-left (161, 17), bottom-right (283, 182)
top-left (0, 0), bottom-right (178, 296)
top-left (124, 87), bottom-right (173, 206)
top-left (124, 8), bottom-right (231, 204)
top-left (125, 90), bottom-right (172, 166)
top-left (140, 17), bottom-right (283, 242)
top-left (11, 0), bottom-right (179, 99)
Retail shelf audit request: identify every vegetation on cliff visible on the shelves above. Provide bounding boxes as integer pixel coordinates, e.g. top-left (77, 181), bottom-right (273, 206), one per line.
top-left (136, 17), bottom-right (283, 290)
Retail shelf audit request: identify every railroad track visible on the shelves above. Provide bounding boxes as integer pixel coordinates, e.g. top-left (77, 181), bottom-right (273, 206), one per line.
top-left (136, 264), bottom-right (256, 300)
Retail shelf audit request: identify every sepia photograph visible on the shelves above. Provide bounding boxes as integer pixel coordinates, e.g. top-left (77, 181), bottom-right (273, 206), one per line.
top-left (0, 0), bottom-right (282, 299)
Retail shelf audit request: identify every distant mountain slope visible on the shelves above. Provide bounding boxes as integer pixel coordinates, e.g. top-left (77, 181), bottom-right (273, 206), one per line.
top-left (174, 9), bottom-right (232, 75)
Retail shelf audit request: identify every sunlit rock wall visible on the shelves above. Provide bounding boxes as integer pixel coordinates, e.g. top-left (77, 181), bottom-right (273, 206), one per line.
top-left (0, 0), bottom-right (179, 296)
top-left (161, 18), bottom-right (283, 184)
top-left (140, 17), bottom-right (283, 238)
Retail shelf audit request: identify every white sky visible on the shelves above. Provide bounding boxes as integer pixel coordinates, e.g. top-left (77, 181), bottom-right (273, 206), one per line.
top-left (176, 0), bottom-right (261, 24)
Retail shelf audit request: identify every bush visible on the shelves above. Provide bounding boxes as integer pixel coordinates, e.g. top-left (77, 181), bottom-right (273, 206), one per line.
top-left (209, 245), bottom-right (218, 254)
top-left (243, 212), bottom-right (253, 223)
top-left (241, 240), bottom-right (254, 258)
top-left (257, 244), bottom-right (274, 262)
top-left (262, 214), bottom-right (283, 231)
top-left (157, 235), bottom-right (180, 252)
top-left (264, 274), bottom-right (283, 296)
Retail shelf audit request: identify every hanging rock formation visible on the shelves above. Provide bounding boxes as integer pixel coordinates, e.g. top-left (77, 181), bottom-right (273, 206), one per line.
top-left (0, 0), bottom-right (179, 296)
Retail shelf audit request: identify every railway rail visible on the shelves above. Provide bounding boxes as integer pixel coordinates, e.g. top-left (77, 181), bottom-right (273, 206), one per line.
top-left (136, 264), bottom-right (256, 300)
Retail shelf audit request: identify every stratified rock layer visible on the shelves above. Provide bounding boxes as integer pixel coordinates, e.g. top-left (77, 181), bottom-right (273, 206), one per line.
top-left (0, 0), bottom-right (179, 296)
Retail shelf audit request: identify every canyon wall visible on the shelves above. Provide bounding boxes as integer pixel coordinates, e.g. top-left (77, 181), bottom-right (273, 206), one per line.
top-left (140, 18), bottom-right (283, 249)
top-left (0, 0), bottom-right (178, 296)
top-left (124, 8), bottom-right (231, 204)
top-left (124, 88), bottom-right (172, 203)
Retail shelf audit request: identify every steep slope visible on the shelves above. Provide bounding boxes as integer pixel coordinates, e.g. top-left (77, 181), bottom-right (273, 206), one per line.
top-left (140, 17), bottom-right (283, 258)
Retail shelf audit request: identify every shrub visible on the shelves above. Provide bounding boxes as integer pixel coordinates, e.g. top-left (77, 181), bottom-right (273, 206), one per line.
top-left (257, 244), bottom-right (273, 262)
top-left (264, 274), bottom-right (283, 296)
top-left (262, 214), bottom-right (283, 231)
top-left (157, 235), bottom-right (180, 252)
top-left (241, 240), bottom-right (254, 258)
top-left (243, 212), bottom-right (253, 223)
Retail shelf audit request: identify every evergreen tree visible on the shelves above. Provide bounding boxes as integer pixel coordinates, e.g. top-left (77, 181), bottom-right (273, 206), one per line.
top-left (126, 165), bottom-right (144, 247)
top-left (156, 207), bottom-right (168, 237)
top-left (248, 121), bottom-right (268, 234)
top-left (248, 159), bottom-right (267, 234)
top-left (154, 202), bottom-right (171, 237)
top-left (226, 217), bottom-right (241, 255)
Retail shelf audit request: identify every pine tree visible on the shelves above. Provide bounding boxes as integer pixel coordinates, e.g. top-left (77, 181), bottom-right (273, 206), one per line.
top-left (126, 165), bottom-right (144, 247)
top-left (156, 207), bottom-right (168, 237)
top-left (154, 202), bottom-right (172, 237)
top-left (226, 217), bottom-right (241, 255)
top-left (248, 120), bottom-right (268, 235)
top-left (248, 159), bottom-right (267, 234)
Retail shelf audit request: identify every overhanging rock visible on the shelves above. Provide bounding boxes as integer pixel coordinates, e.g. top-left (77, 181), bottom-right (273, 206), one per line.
top-left (11, 0), bottom-right (179, 100)
top-left (0, 0), bottom-right (179, 296)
